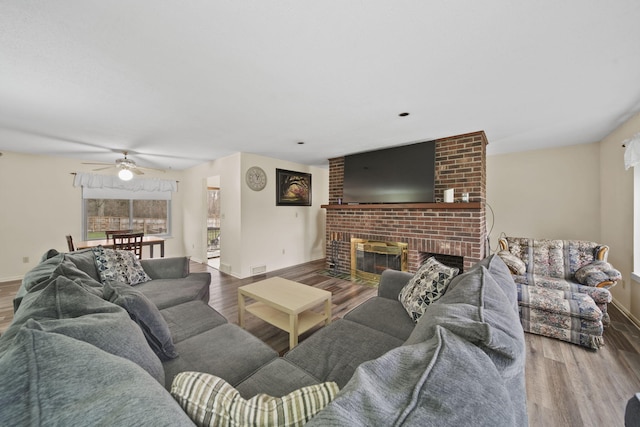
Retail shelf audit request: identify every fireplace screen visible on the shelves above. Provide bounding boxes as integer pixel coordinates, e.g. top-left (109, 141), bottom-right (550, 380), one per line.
top-left (351, 239), bottom-right (408, 281)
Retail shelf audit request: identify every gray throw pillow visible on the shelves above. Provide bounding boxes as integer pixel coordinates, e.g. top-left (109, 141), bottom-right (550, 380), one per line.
top-left (103, 280), bottom-right (178, 361)
top-left (0, 326), bottom-right (193, 426)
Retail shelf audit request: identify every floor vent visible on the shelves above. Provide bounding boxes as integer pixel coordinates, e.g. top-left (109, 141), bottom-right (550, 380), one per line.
top-left (251, 265), bottom-right (267, 275)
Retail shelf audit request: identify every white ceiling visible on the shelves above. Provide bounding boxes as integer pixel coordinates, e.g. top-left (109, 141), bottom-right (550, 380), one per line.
top-left (1, 1), bottom-right (640, 170)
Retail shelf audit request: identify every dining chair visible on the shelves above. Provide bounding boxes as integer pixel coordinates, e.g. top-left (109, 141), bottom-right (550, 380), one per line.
top-left (113, 232), bottom-right (144, 259)
top-left (105, 229), bottom-right (134, 241)
top-left (65, 235), bottom-right (75, 252)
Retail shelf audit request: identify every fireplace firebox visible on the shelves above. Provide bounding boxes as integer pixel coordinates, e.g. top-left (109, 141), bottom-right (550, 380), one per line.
top-left (351, 239), bottom-right (408, 281)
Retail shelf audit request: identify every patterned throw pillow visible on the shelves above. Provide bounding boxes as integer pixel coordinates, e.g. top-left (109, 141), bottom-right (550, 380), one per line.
top-left (496, 251), bottom-right (527, 276)
top-left (117, 250), bottom-right (152, 285)
top-left (398, 257), bottom-right (459, 322)
top-left (574, 261), bottom-right (622, 287)
top-left (92, 246), bottom-right (129, 283)
top-left (92, 246), bottom-right (151, 285)
top-left (171, 371), bottom-right (339, 427)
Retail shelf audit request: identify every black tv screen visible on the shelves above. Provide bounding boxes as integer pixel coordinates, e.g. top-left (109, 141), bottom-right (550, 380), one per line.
top-left (342, 140), bottom-right (436, 204)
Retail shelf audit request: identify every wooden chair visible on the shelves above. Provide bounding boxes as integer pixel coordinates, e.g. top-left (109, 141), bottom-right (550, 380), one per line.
top-left (106, 229), bottom-right (133, 241)
top-left (113, 232), bottom-right (144, 259)
top-left (65, 235), bottom-right (75, 252)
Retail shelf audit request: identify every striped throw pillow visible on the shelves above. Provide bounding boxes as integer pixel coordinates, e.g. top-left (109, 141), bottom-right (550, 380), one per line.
top-left (170, 371), bottom-right (339, 427)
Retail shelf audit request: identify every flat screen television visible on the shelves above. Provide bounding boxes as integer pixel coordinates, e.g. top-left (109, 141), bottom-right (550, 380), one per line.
top-left (342, 140), bottom-right (436, 204)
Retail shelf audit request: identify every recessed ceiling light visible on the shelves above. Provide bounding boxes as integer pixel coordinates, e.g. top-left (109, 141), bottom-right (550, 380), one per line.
top-left (398, 112), bottom-right (410, 117)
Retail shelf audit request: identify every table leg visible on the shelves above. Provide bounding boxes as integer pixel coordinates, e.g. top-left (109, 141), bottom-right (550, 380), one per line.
top-left (150, 244), bottom-right (154, 258)
top-left (289, 314), bottom-right (299, 349)
top-left (160, 242), bottom-right (164, 258)
top-left (238, 292), bottom-right (246, 328)
top-left (324, 296), bottom-right (332, 325)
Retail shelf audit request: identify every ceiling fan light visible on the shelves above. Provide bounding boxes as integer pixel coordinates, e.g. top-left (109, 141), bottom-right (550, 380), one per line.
top-left (118, 169), bottom-right (133, 181)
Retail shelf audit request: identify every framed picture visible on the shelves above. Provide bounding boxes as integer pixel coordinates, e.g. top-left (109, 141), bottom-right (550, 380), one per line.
top-left (276, 168), bottom-right (312, 206)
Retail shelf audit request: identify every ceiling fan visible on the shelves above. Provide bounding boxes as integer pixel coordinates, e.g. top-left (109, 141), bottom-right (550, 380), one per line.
top-left (83, 151), bottom-right (165, 181)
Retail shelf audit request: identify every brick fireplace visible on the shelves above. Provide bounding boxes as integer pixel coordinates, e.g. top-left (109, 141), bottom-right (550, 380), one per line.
top-left (323, 131), bottom-right (487, 275)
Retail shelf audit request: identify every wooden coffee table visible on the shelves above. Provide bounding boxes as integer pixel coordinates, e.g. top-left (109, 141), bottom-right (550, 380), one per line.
top-left (238, 277), bottom-right (332, 349)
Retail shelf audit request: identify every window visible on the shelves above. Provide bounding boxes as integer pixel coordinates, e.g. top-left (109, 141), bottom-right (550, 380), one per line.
top-left (84, 198), bottom-right (170, 239)
top-left (74, 173), bottom-right (176, 241)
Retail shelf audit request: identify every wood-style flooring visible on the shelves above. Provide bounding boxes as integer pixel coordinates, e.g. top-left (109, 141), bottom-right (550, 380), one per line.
top-left (2, 259), bottom-right (639, 426)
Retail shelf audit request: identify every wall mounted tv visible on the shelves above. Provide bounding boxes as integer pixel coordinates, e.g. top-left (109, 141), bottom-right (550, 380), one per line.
top-left (342, 140), bottom-right (436, 204)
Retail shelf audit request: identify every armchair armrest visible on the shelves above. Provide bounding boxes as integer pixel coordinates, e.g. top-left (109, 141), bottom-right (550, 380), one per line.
top-left (378, 269), bottom-right (413, 300)
top-left (140, 257), bottom-right (190, 280)
top-left (574, 261), bottom-right (621, 288)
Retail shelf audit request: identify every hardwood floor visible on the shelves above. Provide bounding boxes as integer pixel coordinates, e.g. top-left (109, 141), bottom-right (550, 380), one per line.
top-left (2, 260), bottom-right (639, 426)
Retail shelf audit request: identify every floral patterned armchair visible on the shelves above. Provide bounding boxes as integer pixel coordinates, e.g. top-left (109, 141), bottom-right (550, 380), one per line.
top-left (497, 237), bottom-right (621, 350)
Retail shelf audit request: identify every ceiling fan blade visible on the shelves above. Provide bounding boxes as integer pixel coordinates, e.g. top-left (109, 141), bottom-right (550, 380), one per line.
top-left (133, 169), bottom-right (144, 175)
top-left (92, 166), bottom-right (114, 171)
top-left (139, 166), bottom-right (166, 173)
top-left (82, 162), bottom-right (112, 166)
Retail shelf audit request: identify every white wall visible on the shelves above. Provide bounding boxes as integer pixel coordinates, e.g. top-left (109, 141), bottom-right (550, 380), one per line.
top-left (600, 112), bottom-right (640, 324)
top-left (486, 142), bottom-right (601, 249)
top-left (487, 112), bottom-right (640, 325)
top-left (180, 152), bottom-right (328, 278)
top-left (0, 151), bottom-right (185, 281)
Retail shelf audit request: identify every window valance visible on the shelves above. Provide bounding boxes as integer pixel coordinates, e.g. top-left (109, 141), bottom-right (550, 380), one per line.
top-left (74, 173), bottom-right (177, 200)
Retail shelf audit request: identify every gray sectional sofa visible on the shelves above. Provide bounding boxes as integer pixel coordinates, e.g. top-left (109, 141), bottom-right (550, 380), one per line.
top-left (0, 249), bottom-right (528, 426)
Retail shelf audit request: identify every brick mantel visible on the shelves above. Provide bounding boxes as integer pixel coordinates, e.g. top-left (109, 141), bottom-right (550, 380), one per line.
top-left (324, 131), bottom-right (487, 273)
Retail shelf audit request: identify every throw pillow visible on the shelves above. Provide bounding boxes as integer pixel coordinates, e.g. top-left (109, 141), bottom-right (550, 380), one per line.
top-left (496, 251), bottom-right (526, 275)
top-left (398, 257), bottom-right (459, 322)
top-left (171, 371), bottom-right (339, 427)
top-left (118, 250), bottom-right (152, 285)
top-left (92, 246), bottom-right (129, 283)
top-left (92, 246), bottom-right (151, 285)
top-left (574, 261), bottom-right (622, 287)
top-left (103, 280), bottom-right (178, 361)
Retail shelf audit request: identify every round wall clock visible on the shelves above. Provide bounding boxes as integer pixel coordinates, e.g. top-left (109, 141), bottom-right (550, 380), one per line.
top-left (245, 166), bottom-right (267, 191)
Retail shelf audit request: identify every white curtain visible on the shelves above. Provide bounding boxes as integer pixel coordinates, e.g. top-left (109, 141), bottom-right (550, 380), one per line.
top-left (73, 173), bottom-right (177, 200)
top-left (624, 132), bottom-right (640, 170)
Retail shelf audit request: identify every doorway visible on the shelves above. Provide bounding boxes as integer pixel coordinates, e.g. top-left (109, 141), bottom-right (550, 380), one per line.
top-left (207, 186), bottom-right (220, 269)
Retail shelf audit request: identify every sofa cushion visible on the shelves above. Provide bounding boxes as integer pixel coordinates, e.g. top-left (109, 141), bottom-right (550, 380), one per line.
top-left (133, 273), bottom-right (212, 309)
top-left (21, 252), bottom-right (66, 293)
top-left (0, 326), bottom-right (194, 426)
top-left (284, 319), bottom-right (404, 388)
top-left (398, 257), bottom-right (459, 322)
top-left (64, 248), bottom-right (101, 282)
top-left (343, 296), bottom-right (415, 341)
top-left (475, 253), bottom-right (519, 313)
top-left (171, 371), bottom-right (338, 427)
top-left (103, 280), bottom-right (178, 361)
top-left (1, 275), bottom-right (116, 353)
top-left (163, 324), bottom-right (278, 389)
top-left (161, 300), bottom-right (228, 343)
top-left (24, 313), bottom-right (165, 384)
top-left (307, 326), bottom-right (519, 427)
top-left (235, 358), bottom-right (323, 399)
top-left (405, 267), bottom-right (525, 375)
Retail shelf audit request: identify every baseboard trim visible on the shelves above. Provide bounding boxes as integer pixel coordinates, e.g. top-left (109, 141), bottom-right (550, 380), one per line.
top-left (611, 299), bottom-right (640, 331)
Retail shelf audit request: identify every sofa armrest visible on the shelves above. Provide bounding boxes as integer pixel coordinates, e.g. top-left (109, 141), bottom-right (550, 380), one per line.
top-left (140, 257), bottom-right (190, 280)
top-left (378, 269), bottom-right (413, 300)
top-left (574, 261), bottom-right (621, 288)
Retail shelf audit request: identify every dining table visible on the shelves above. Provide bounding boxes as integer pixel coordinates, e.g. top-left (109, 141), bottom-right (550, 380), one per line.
top-left (75, 235), bottom-right (165, 258)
